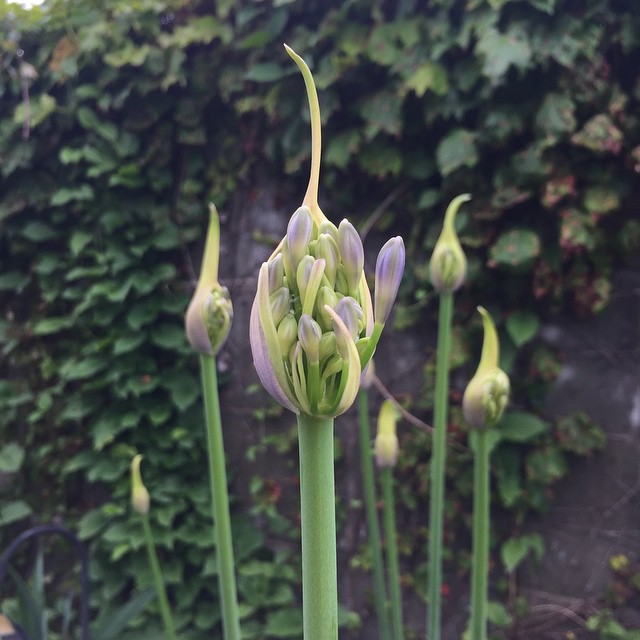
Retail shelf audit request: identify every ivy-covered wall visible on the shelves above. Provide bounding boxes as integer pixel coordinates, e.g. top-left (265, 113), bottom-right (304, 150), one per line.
top-left (1, 0), bottom-right (639, 638)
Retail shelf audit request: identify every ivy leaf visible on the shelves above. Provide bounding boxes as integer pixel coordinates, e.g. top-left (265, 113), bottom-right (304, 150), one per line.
top-left (20, 221), bottom-right (56, 242)
top-left (404, 62), bottom-right (448, 97)
top-left (13, 94), bottom-right (56, 129)
top-left (535, 92), bottom-right (576, 136)
top-left (436, 128), bottom-right (478, 176)
top-left (477, 25), bottom-right (532, 81)
top-left (571, 114), bottom-right (623, 154)
top-left (264, 608), bottom-right (304, 637)
top-left (0, 443), bottom-right (25, 473)
top-left (499, 411), bottom-right (550, 442)
top-left (583, 185), bottom-right (620, 215)
top-left (162, 371), bottom-right (200, 412)
top-left (489, 229), bottom-right (541, 268)
top-left (0, 500), bottom-right (32, 525)
top-left (359, 89), bottom-right (403, 140)
top-left (506, 311), bottom-right (539, 347)
top-left (245, 63), bottom-right (287, 83)
top-left (501, 533), bottom-right (544, 573)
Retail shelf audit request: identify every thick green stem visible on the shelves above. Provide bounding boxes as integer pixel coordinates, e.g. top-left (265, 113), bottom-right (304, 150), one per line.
top-left (297, 414), bottom-right (338, 640)
top-left (381, 467), bottom-right (403, 640)
top-left (141, 515), bottom-right (177, 640)
top-left (357, 391), bottom-right (391, 640)
top-left (427, 291), bottom-right (454, 640)
top-left (200, 354), bottom-right (241, 640)
top-left (470, 431), bottom-right (490, 640)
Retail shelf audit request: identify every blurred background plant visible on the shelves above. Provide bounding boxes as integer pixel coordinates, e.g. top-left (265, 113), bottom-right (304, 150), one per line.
top-left (1, 0), bottom-right (637, 637)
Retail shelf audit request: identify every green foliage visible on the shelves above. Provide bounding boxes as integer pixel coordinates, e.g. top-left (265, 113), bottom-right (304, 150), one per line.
top-left (1, 0), bottom-right (637, 636)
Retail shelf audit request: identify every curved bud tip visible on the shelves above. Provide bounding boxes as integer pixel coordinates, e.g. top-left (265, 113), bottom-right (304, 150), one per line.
top-left (375, 399), bottom-right (400, 468)
top-left (130, 454), bottom-right (150, 515)
top-left (463, 306), bottom-right (510, 430)
top-left (429, 194), bottom-right (470, 294)
top-left (185, 204), bottom-right (233, 355)
top-left (374, 236), bottom-right (405, 324)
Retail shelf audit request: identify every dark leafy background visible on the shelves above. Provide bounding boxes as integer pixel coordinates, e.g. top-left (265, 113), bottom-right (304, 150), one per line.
top-left (1, 0), bottom-right (639, 637)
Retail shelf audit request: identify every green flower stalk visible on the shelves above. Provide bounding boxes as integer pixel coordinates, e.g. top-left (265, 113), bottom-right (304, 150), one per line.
top-left (249, 46), bottom-right (405, 640)
top-left (130, 455), bottom-right (177, 640)
top-left (356, 362), bottom-right (391, 640)
top-left (465, 307), bottom-right (510, 640)
top-left (185, 205), bottom-right (240, 640)
top-left (426, 194), bottom-right (469, 640)
top-left (375, 400), bottom-right (404, 640)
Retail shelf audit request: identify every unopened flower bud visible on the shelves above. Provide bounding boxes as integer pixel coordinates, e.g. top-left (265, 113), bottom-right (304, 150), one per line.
top-left (202, 285), bottom-right (233, 355)
top-left (374, 236), bottom-right (405, 324)
top-left (287, 206), bottom-right (313, 272)
top-left (315, 233), bottom-right (340, 287)
top-left (277, 313), bottom-right (298, 355)
top-left (185, 204), bottom-right (233, 355)
top-left (375, 399), bottom-right (400, 468)
top-left (361, 359), bottom-right (375, 389)
top-left (335, 296), bottom-right (364, 340)
top-left (268, 254), bottom-right (285, 294)
top-left (298, 314), bottom-right (322, 363)
top-left (130, 454), bottom-right (150, 515)
top-left (463, 306), bottom-right (510, 430)
top-left (319, 332), bottom-right (337, 361)
top-left (429, 194), bottom-right (470, 294)
top-left (338, 219), bottom-right (364, 295)
top-left (316, 286), bottom-right (339, 331)
top-left (270, 287), bottom-right (291, 327)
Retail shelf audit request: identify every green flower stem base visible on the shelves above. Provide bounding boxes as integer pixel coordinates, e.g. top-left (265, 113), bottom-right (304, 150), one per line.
top-left (297, 414), bottom-right (338, 640)
top-left (380, 467), bottom-right (403, 640)
top-left (470, 430), bottom-right (490, 640)
top-left (141, 515), bottom-right (177, 640)
top-left (427, 291), bottom-right (454, 640)
top-left (357, 391), bottom-right (391, 640)
top-left (200, 354), bottom-right (241, 640)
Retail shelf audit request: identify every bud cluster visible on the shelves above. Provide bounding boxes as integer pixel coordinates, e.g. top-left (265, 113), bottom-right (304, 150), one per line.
top-left (250, 205), bottom-right (404, 418)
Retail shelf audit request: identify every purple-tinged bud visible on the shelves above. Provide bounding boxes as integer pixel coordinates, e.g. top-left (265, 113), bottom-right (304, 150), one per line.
top-left (374, 236), bottom-right (405, 325)
top-left (374, 400), bottom-right (400, 468)
top-left (296, 255), bottom-right (315, 303)
top-left (338, 219), bottom-right (364, 295)
top-left (270, 287), bottom-right (291, 327)
top-left (286, 206), bottom-right (313, 272)
top-left (298, 314), bottom-right (322, 363)
top-left (361, 359), bottom-right (375, 389)
top-left (335, 296), bottom-right (365, 340)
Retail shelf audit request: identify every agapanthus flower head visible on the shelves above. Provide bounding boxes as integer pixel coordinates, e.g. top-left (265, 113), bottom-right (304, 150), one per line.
top-left (249, 47), bottom-right (405, 418)
top-left (185, 204), bottom-right (233, 355)
top-left (374, 399), bottom-right (400, 468)
top-left (130, 454), bottom-right (150, 515)
top-left (463, 307), bottom-right (510, 430)
top-left (429, 194), bottom-right (471, 294)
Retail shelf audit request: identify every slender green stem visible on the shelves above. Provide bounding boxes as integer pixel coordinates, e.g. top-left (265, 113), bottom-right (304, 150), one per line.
top-left (381, 467), bottom-right (403, 640)
top-left (297, 414), bottom-right (338, 640)
top-left (470, 430), bottom-right (490, 640)
top-left (427, 291), bottom-right (454, 640)
top-left (141, 515), bottom-right (177, 640)
top-left (357, 391), bottom-right (391, 640)
top-left (200, 354), bottom-right (241, 640)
